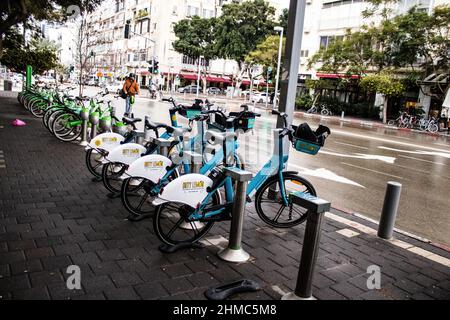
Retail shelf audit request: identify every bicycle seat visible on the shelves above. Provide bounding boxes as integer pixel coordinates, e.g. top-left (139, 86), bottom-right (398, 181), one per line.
top-left (145, 119), bottom-right (167, 130)
top-left (122, 116), bottom-right (142, 125)
top-left (166, 126), bottom-right (191, 137)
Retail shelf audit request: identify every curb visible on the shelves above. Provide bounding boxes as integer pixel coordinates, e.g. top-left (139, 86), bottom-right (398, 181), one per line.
top-left (331, 205), bottom-right (450, 253)
top-left (295, 111), bottom-right (449, 138)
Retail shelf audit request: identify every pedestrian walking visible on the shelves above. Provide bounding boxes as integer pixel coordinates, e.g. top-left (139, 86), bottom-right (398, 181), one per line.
top-left (122, 73), bottom-right (140, 117)
top-left (270, 91), bottom-right (275, 104)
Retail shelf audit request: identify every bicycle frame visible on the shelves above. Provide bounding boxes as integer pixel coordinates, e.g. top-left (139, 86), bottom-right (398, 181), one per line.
top-left (191, 129), bottom-right (289, 220)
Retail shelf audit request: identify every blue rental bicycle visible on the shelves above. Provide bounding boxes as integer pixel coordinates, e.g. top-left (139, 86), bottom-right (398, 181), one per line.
top-left (152, 109), bottom-right (331, 245)
top-left (120, 107), bottom-right (257, 219)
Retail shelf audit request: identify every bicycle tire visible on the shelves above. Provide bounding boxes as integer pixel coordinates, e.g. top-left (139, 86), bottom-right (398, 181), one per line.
top-left (153, 191), bottom-right (220, 246)
top-left (255, 172), bottom-right (316, 228)
top-left (101, 162), bottom-right (127, 194)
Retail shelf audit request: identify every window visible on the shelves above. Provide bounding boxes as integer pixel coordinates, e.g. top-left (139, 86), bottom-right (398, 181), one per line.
top-left (172, 6), bottom-right (178, 15)
top-left (115, 0), bottom-right (124, 13)
top-left (202, 9), bottom-right (214, 18)
top-left (323, 0), bottom-right (363, 9)
top-left (182, 55), bottom-right (209, 67)
top-left (300, 50), bottom-right (309, 57)
top-left (319, 35), bottom-right (344, 49)
top-left (187, 6), bottom-right (200, 17)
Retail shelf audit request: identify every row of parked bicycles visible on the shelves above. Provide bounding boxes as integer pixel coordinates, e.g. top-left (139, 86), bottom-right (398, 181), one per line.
top-left (387, 111), bottom-right (440, 133)
top-left (17, 84), bottom-right (331, 247)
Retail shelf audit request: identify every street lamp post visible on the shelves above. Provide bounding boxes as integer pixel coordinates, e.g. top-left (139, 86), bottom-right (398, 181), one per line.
top-left (196, 55), bottom-right (203, 98)
top-left (273, 26), bottom-right (284, 110)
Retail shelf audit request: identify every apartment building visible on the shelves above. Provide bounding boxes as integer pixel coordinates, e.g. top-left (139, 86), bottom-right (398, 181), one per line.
top-left (299, 0), bottom-right (447, 79)
top-left (83, 0), bottom-right (286, 88)
top-left (297, 0), bottom-right (448, 117)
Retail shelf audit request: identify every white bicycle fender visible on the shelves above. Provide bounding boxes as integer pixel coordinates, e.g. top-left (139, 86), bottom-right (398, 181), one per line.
top-left (87, 132), bottom-right (125, 152)
top-left (152, 173), bottom-right (213, 208)
top-left (105, 143), bottom-right (147, 165)
top-left (125, 154), bottom-right (172, 183)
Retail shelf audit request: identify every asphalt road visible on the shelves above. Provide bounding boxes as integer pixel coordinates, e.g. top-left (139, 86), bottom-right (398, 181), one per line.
top-left (79, 87), bottom-right (450, 245)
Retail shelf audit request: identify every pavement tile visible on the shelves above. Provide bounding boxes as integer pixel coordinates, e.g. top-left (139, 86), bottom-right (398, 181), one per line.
top-left (134, 282), bottom-right (169, 300)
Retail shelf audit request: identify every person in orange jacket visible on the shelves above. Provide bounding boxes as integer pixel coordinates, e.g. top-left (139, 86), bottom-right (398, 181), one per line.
top-left (123, 73), bottom-right (140, 116)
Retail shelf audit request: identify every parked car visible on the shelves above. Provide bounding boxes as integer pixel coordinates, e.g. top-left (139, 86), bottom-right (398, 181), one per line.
top-left (207, 87), bottom-right (222, 95)
top-left (37, 75), bottom-right (56, 85)
top-left (241, 89), bottom-right (260, 98)
top-left (251, 92), bottom-right (270, 103)
top-left (178, 85), bottom-right (201, 94)
top-left (104, 81), bottom-right (122, 94)
top-left (251, 92), bottom-right (280, 104)
top-left (86, 78), bottom-right (98, 86)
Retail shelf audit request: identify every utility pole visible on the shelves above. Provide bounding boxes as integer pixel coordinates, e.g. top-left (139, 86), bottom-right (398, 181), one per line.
top-left (277, 1), bottom-right (306, 152)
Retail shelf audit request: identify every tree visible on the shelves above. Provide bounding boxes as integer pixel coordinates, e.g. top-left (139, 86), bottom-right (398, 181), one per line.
top-left (246, 35), bottom-right (286, 83)
top-left (0, 0), bottom-right (102, 56)
top-left (0, 27), bottom-right (59, 75)
top-left (214, 0), bottom-right (276, 90)
top-left (73, 12), bottom-right (99, 96)
top-left (278, 8), bottom-right (288, 31)
top-left (172, 16), bottom-right (217, 93)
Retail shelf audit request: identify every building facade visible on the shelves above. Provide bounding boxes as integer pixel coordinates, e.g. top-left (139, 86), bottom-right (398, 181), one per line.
top-left (83, 0), bottom-right (286, 89)
top-left (298, 0), bottom-right (449, 118)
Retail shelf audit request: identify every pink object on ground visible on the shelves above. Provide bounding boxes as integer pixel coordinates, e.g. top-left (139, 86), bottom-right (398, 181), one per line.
top-left (12, 119), bottom-right (26, 126)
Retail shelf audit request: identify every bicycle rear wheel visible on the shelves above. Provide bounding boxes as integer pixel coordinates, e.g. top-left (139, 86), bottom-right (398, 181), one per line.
top-left (153, 191), bottom-right (220, 246)
top-left (86, 148), bottom-right (106, 178)
top-left (101, 162), bottom-right (127, 194)
top-left (255, 172), bottom-right (316, 228)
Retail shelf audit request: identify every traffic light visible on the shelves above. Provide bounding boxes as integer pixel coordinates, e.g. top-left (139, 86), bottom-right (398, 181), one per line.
top-left (124, 19), bottom-right (131, 39)
top-left (147, 59), bottom-right (153, 73)
top-left (153, 61), bottom-right (159, 74)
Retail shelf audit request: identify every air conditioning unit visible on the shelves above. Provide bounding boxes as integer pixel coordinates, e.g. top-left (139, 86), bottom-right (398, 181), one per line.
top-left (306, 0), bottom-right (312, 4)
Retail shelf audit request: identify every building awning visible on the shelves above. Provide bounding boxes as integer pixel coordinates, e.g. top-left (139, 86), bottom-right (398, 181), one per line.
top-left (316, 73), bottom-right (360, 79)
top-left (138, 70), bottom-right (150, 76)
top-left (180, 73), bottom-right (198, 80)
top-left (180, 73), bottom-right (232, 83)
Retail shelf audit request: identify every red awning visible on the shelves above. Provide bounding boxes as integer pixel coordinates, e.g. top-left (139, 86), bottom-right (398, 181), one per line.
top-left (180, 73), bottom-right (198, 80)
top-left (316, 73), bottom-right (360, 79)
top-left (180, 73), bottom-right (232, 83)
top-left (138, 70), bottom-right (150, 75)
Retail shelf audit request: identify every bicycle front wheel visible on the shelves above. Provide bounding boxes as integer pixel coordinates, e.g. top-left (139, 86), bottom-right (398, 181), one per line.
top-left (255, 172), bottom-right (316, 228)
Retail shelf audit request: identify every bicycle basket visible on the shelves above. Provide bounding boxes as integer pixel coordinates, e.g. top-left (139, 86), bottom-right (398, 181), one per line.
top-left (291, 123), bottom-right (330, 155)
top-left (229, 111), bottom-right (256, 132)
top-left (178, 99), bottom-right (204, 119)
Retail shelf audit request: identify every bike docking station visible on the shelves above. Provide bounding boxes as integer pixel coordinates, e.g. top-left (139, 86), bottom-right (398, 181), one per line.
top-left (281, 192), bottom-right (331, 300)
top-left (205, 166), bottom-right (261, 300)
top-left (89, 111), bottom-right (100, 141)
top-left (79, 107), bottom-right (90, 146)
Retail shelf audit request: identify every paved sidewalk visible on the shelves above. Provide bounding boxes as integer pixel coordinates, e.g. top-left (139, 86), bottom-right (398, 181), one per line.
top-left (0, 93), bottom-right (449, 300)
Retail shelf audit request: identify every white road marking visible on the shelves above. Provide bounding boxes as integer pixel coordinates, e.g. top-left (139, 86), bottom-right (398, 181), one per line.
top-left (325, 212), bottom-right (450, 267)
top-left (331, 129), bottom-right (450, 153)
top-left (340, 162), bottom-right (404, 180)
top-left (287, 164), bottom-right (365, 188)
top-left (336, 228), bottom-right (360, 238)
top-left (320, 149), bottom-right (396, 164)
top-left (332, 141), bottom-right (369, 150)
top-left (398, 155), bottom-right (446, 166)
top-left (378, 146), bottom-right (450, 159)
